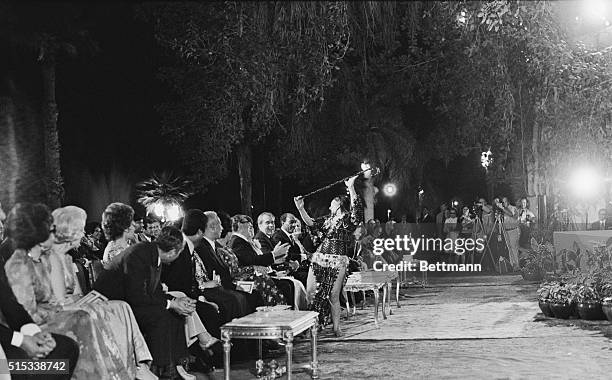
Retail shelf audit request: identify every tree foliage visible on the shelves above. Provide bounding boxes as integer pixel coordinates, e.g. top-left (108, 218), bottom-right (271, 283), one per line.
top-left (143, 0), bottom-right (612, 209)
top-left (141, 2), bottom-right (354, 187)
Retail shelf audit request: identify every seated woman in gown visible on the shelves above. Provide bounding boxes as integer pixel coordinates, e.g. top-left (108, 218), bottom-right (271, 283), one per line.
top-left (102, 202), bottom-right (136, 269)
top-left (4, 203), bottom-right (157, 380)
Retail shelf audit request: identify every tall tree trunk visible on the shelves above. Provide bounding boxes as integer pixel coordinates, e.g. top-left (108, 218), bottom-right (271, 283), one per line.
top-left (528, 120), bottom-right (541, 224)
top-left (362, 176), bottom-right (376, 222)
top-left (41, 59), bottom-right (63, 209)
top-left (236, 143), bottom-right (253, 216)
top-left (0, 95), bottom-right (20, 207)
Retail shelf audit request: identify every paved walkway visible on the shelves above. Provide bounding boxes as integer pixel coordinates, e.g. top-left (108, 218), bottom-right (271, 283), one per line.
top-left (218, 275), bottom-right (612, 379)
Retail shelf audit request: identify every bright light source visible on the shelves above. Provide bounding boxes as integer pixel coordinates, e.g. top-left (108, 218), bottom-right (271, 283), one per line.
top-left (583, 0), bottom-right (607, 22)
top-left (152, 201), bottom-right (183, 222)
top-left (452, 200), bottom-right (459, 207)
top-left (457, 9), bottom-right (467, 24)
top-left (153, 202), bottom-right (165, 217)
top-left (383, 183), bottom-right (397, 197)
top-left (481, 149), bottom-right (493, 169)
top-left (166, 204), bottom-right (182, 222)
top-left (418, 189), bottom-right (424, 196)
top-left (569, 167), bottom-right (601, 199)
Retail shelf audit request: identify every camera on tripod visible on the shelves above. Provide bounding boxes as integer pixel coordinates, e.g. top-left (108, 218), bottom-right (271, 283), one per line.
top-left (471, 202), bottom-right (483, 218)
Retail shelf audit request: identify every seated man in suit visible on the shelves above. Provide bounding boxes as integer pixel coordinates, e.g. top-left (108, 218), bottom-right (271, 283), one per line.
top-left (177, 210), bottom-right (252, 322)
top-left (94, 226), bottom-right (195, 378)
top-left (272, 213), bottom-right (309, 285)
top-left (0, 254), bottom-right (79, 380)
top-left (162, 209), bottom-right (246, 332)
top-left (254, 212), bottom-right (278, 257)
top-left (233, 215), bottom-right (309, 308)
top-left (591, 209), bottom-right (610, 230)
top-left (200, 211), bottom-right (260, 310)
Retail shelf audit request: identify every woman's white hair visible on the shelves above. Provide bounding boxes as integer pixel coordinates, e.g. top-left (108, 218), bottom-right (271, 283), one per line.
top-left (52, 206), bottom-right (87, 243)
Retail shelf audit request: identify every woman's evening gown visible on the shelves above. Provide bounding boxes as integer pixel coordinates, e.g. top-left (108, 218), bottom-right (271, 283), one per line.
top-left (5, 249), bottom-right (152, 379)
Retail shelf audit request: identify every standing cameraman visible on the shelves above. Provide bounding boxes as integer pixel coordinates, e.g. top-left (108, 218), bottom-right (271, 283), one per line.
top-left (517, 197), bottom-right (536, 250)
top-left (496, 197), bottom-right (520, 271)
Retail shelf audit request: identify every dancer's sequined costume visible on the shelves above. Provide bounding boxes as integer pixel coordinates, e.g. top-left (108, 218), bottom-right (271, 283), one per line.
top-left (307, 197), bottom-right (363, 325)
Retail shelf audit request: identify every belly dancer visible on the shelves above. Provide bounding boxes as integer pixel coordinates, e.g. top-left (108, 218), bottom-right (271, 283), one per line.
top-left (294, 176), bottom-right (363, 336)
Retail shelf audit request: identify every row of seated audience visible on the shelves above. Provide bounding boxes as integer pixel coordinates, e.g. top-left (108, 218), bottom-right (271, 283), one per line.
top-left (0, 194), bottom-right (401, 380)
top-left (0, 202), bottom-right (328, 380)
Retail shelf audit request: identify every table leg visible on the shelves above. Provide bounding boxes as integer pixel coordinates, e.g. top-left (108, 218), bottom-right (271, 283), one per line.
top-left (382, 285), bottom-right (387, 320)
top-left (222, 331), bottom-right (231, 380)
top-left (387, 282), bottom-right (393, 315)
top-left (310, 321), bottom-right (319, 379)
top-left (284, 331), bottom-right (294, 380)
top-left (373, 290), bottom-right (380, 327)
top-left (361, 290), bottom-right (366, 309)
top-left (258, 339), bottom-right (262, 360)
top-left (350, 292), bottom-right (356, 315)
top-left (342, 289), bottom-right (350, 319)
top-left (396, 279), bottom-right (401, 308)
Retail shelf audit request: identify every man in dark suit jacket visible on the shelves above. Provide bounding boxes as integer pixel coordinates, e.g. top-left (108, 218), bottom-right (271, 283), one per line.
top-left (254, 212), bottom-right (277, 257)
top-left (253, 212), bottom-right (290, 265)
top-left (94, 226), bottom-right (193, 377)
top-left (272, 213), bottom-right (302, 262)
top-left (177, 210), bottom-right (251, 319)
top-left (0, 253), bottom-right (79, 380)
top-left (159, 235), bottom-right (223, 340)
top-left (161, 210), bottom-right (248, 328)
top-left (231, 214), bottom-right (298, 305)
top-left (272, 213), bottom-right (309, 285)
top-left (591, 209), bottom-right (611, 230)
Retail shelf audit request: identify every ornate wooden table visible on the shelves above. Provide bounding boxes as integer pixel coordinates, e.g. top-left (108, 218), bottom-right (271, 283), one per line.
top-left (220, 309), bottom-right (319, 380)
top-left (343, 271), bottom-right (396, 327)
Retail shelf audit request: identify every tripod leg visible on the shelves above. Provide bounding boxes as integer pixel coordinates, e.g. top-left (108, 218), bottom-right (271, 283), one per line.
top-left (502, 227), bottom-right (517, 271)
top-left (481, 218), bottom-right (499, 273)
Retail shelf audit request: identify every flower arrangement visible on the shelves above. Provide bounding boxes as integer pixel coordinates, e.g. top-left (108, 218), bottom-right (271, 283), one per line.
top-left (537, 281), bottom-right (556, 302)
top-left (548, 282), bottom-right (573, 305)
top-left (574, 284), bottom-right (600, 304)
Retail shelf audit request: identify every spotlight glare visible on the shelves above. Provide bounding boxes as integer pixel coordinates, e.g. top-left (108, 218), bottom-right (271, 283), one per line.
top-left (153, 202), bottom-right (165, 217)
top-left (583, 0), bottom-right (607, 21)
top-left (166, 204), bottom-right (182, 222)
top-left (383, 183), bottom-right (397, 197)
top-left (569, 167), bottom-right (601, 198)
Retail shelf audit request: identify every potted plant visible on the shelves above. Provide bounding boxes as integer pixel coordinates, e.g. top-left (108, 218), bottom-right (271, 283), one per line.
top-left (536, 282), bottom-right (555, 317)
top-left (600, 283), bottom-right (612, 321)
top-left (520, 238), bottom-right (554, 282)
top-left (548, 282), bottom-right (573, 319)
top-left (574, 284), bottom-right (606, 320)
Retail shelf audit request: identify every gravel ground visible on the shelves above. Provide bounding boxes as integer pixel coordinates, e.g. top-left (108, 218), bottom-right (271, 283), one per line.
top-left (206, 275), bottom-right (612, 380)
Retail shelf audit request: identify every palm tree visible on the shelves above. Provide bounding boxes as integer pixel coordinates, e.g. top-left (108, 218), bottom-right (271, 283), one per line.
top-left (0, 3), bottom-right (97, 208)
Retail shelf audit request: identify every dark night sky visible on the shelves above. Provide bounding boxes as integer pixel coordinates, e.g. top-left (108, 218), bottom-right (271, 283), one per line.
top-left (51, 3), bottom-right (492, 220)
top-left (57, 4), bottom-right (173, 177)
